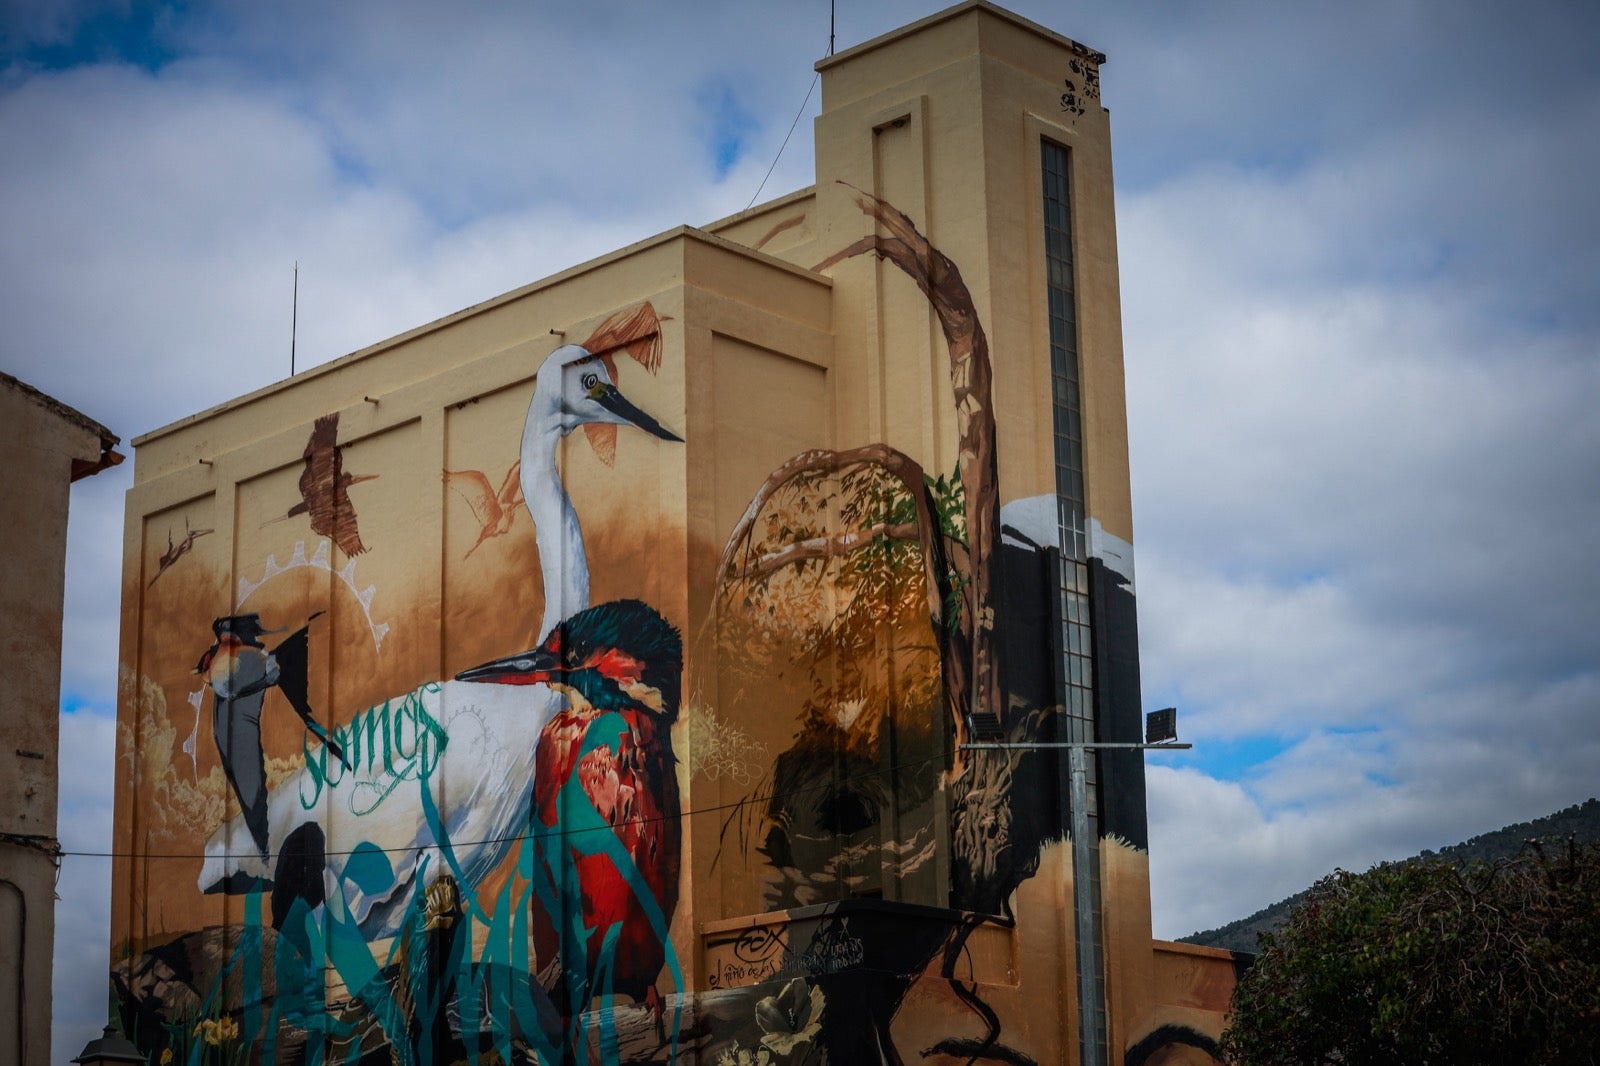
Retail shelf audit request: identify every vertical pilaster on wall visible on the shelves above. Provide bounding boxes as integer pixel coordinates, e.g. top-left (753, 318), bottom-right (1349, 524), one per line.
top-left (216, 451), bottom-right (247, 995)
top-left (681, 315), bottom-right (726, 932)
top-left (111, 491), bottom-right (145, 974)
top-left (419, 407), bottom-right (449, 681)
top-left (868, 94), bottom-right (933, 906)
top-left (869, 96), bottom-right (945, 474)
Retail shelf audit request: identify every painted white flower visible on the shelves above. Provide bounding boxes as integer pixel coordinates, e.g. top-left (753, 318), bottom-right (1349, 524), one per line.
top-left (716, 1041), bottom-right (773, 1066)
top-left (755, 977), bottom-right (825, 1055)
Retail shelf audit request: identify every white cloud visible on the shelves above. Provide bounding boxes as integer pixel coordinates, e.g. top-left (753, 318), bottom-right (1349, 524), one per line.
top-left (1122, 121), bottom-right (1600, 739)
top-left (1112, 1), bottom-right (1600, 942)
top-left (59, 468), bottom-right (128, 708)
top-left (1149, 668), bottom-right (1600, 940)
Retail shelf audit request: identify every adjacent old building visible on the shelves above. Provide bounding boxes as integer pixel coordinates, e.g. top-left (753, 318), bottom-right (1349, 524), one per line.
top-left (0, 372), bottom-right (120, 1066)
top-left (109, 4), bottom-right (1241, 1062)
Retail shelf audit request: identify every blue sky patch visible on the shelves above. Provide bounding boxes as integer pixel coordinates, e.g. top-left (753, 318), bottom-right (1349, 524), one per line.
top-left (5, 1), bottom-right (188, 73)
top-left (1171, 732), bottom-right (1296, 782)
top-left (696, 79), bottom-right (758, 180)
top-left (61, 691), bottom-right (116, 718)
top-left (331, 143), bottom-right (375, 187)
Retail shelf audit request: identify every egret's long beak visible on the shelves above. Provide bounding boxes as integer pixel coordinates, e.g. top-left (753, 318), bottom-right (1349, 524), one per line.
top-left (454, 646), bottom-right (562, 686)
top-left (590, 382), bottom-right (683, 442)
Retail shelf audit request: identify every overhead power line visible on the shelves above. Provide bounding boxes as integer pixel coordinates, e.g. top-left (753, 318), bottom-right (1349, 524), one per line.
top-left (746, 73), bottom-right (819, 213)
top-left (55, 746), bottom-right (969, 862)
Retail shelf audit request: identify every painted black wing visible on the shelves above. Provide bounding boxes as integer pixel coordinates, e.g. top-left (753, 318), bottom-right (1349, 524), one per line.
top-left (270, 620), bottom-right (351, 770)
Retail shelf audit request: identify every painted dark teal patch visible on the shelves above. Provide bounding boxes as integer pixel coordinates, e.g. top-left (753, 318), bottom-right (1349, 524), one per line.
top-left (344, 840), bottom-right (394, 895)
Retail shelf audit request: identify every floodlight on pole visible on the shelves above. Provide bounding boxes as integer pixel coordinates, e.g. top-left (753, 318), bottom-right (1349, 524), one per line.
top-left (1145, 707), bottom-right (1178, 744)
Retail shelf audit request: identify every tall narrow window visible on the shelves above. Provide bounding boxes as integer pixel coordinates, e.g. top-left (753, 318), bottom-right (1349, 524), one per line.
top-left (1042, 138), bottom-right (1107, 1066)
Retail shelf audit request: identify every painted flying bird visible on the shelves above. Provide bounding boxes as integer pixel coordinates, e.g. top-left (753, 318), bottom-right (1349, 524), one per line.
top-left (196, 612), bottom-right (351, 858)
top-left (148, 520), bottom-right (214, 587)
top-left (455, 598), bottom-right (683, 1021)
top-left (286, 412), bottom-right (377, 557)
top-left (442, 460), bottom-right (523, 559)
top-left (198, 323), bottom-right (683, 943)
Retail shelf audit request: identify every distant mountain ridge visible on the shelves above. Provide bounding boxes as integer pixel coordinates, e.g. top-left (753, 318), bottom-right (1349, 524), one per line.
top-left (1179, 798), bottom-right (1600, 955)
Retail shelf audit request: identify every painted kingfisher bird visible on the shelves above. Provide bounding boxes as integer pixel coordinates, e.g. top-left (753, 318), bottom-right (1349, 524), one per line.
top-left (196, 612), bottom-right (351, 858)
top-left (455, 598), bottom-right (683, 1023)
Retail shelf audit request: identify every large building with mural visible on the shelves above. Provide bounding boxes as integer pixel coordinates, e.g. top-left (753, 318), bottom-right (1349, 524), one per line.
top-left (110, 4), bottom-right (1243, 1063)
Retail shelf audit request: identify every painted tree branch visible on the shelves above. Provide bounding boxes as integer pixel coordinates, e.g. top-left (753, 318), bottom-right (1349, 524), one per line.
top-left (728, 522), bottom-right (923, 581)
top-left (816, 187), bottom-right (1003, 767)
top-left (718, 443), bottom-right (948, 634)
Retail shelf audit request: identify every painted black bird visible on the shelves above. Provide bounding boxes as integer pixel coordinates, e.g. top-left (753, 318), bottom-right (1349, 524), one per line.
top-left (456, 598), bottom-right (683, 1023)
top-left (196, 612), bottom-right (350, 857)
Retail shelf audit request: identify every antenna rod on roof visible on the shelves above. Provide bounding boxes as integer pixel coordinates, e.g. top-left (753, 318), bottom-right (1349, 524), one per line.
top-left (829, 0), bottom-right (835, 56)
top-left (291, 261), bottom-right (299, 377)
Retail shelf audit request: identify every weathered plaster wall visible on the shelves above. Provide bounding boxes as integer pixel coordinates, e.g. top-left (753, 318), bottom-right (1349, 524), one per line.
top-left (0, 373), bottom-right (117, 1066)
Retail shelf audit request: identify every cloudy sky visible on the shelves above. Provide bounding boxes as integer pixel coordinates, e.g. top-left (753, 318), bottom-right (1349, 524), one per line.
top-left (4, 0), bottom-right (1596, 1059)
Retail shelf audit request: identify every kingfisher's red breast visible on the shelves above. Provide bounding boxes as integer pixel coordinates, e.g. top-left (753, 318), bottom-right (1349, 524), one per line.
top-left (532, 704), bottom-right (680, 1001)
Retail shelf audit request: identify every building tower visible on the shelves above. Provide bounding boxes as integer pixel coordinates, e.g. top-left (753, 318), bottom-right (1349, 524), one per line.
top-left (705, 8), bottom-right (1157, 1061)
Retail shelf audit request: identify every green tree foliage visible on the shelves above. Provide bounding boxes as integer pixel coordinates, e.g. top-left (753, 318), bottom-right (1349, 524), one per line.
top-left (1186, 799), bottom-right (1600, 954)
top-left (1221, 840), bottom-right (1600, 1065)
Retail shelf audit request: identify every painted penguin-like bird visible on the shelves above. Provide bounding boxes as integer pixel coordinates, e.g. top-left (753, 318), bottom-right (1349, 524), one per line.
top-left (456, 598), bottom-right (683, 1019)
top-left (196, 612), bottom-right (352, 858)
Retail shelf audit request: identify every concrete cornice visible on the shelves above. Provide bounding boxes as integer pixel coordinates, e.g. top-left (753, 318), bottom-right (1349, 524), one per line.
top-left (815, 1), bottom-right (1106, 73)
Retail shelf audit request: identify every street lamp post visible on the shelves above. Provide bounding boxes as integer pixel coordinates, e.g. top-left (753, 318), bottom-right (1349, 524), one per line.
top-left (965, 709), bottom-right (1190, 1066)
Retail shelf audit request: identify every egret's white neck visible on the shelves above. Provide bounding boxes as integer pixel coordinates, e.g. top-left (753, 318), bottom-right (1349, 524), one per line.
top-left (520, 394), bottom-right (588, 642)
